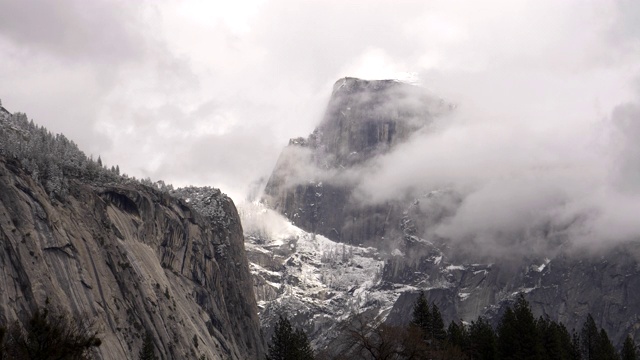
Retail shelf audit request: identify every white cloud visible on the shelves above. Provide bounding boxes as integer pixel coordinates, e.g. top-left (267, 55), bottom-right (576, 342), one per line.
top-left (0, 0), bottom-right (639, 209)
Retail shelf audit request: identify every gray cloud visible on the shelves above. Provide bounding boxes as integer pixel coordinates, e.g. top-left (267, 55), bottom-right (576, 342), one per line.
top-left (0, 0), bottom-right (147, 62)
top-left (1, 0), bottom-right (639, 217)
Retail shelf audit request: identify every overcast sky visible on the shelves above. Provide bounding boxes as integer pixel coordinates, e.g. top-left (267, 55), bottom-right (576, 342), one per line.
top-left (1, 0), bottom-right (639, 203)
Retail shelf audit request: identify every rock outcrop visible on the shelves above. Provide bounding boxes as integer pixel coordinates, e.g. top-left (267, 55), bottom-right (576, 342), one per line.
top-left (263, 77), bottom-right (450, 247)
top-left (0, 155), bottom-right (265, 359)
top-left (260, 77), bottom-right (640, 347)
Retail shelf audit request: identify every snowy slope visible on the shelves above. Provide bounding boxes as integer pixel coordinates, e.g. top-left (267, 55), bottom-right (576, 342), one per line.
top-left (239, 202), bottom-right (409, 346)
top-left (238, 201), bottom-right (571, 348)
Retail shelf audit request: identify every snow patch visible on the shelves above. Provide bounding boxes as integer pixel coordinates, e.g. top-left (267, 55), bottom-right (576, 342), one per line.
top-left (446, 265), bottom-right (466, 271)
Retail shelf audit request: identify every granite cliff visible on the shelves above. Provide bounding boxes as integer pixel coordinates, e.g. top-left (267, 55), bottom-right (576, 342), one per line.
top-left (0, 109), bottom-right (265, 359)
top-left (259, 77), bottom-right (640, 348)
top-left (263, 77), bottom-right (451, 248)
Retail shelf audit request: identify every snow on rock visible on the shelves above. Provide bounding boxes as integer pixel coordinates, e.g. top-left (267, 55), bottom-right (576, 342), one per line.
top-left (532, 258), bottom-right (551, 272)
top-left (446, 265), bottom-right (466, 271)
top-left (239, 201), bottom-right (401, 347)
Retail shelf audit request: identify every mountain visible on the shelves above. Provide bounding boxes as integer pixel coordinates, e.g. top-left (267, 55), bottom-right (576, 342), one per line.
top-left (263, 77), bottom-right (452, 248)
top-left (258, 77), bottom-right (640, 348)
top-left (0, 107), bottom-right (265, 359)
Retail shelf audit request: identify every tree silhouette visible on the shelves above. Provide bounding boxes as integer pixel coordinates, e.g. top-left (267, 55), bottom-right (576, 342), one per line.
top-left (266, 315), bottom-right (314, 360)
top-left (411, 291), bottom-right (431, 339)
top-left (622, 335), bottom-right (637, 360)
top-left (138, 332), bottom-right (158, 360)
top-left (581, 314), bottom-right (600, 360)
top-left (1, 305), bottom-right (101, 359)
top-left (469, 317), bottom-right (497, 360)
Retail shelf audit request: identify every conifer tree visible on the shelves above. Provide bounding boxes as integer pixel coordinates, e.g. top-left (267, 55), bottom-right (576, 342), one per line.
top-left (537, 316), bottom-right (574, 360)
top-left (622, 335), bottom-right (637, 360)
top-left (581, 314), bottom-right (600, 360)
top-left (497, 307), bottom-right (518, 360)
top-left (411, 291), bottom-right (432, 338)
top-left (292, 328), bottom-right (314, 360)
top-left (431, 303), bottom-right (447, 344)
top-left (469, 317), bottom-right (497, 360)
top-left (512, 294), bottom-right (541, 360)
top-left (570, 330), bottom-right (582, 360)
top-left (2, 305), bottom-right (101, 359)
top-left (497, 294), bottom-right (541, 360)
top-left (596, 328), bottom-right (619, 360)
top-left (447, 320), bottom-right (470, 354)
top-left (266, 315), bottom-right (314, 360)
top-left (139, 332), bottom-right (157, 360)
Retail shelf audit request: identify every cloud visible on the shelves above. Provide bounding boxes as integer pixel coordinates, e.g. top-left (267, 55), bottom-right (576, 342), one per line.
top-left (351, 84), bottom-right (640, 251)
top-left (0, 0), bottom-right (147, 62)
top-left (0, 0), bottom-right (639, 213)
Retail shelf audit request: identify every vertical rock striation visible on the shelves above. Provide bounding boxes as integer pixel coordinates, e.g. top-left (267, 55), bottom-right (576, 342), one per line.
top-left (0, 156), bottom-right (265, 359)
top-left (263, 77), bottom-right (449, 246)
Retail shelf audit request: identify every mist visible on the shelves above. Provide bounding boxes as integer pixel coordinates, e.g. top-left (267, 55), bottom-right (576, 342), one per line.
top-left (348, 83), bottom-right (640, 253)
top-left (1, 0), bottom-right (639, 251)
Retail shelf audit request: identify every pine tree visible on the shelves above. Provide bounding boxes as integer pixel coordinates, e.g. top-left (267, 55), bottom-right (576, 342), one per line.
top-left (2, 305), bottom-right (101, 359)
top-left (497, 294), bottom-right (541, 360)
top-left (293, 328), bottom-right (314, 360)
top-left (596, 329), bottom-right (619, 360)
top-left (431, 303), bottom-right (447, 344)
top-left (537, 317), bottom-right (574, 360)
top-left (512, 294), bottom-right (541, 360)
top-left (266, 315), bottom-right (314, 360)
top-left (469, 317), bottom-right (497, 360)
top-left (447, 320), bottom-right (470, 354)
top-left (581, 314), bottom-right (600, 360)
top-left (498, 307), bottom-right (518, 360)
top-left (570, 330), bottom-right (582, 360)
top-left (411, 291), bottom-right (432, 339)
top-left (139, 332), bottom-right (157, 360)
top-left (622, 335), bottom-right (637, 360)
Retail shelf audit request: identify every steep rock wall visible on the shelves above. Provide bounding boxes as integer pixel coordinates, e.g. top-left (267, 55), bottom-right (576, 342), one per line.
top-left (0, 156), bottom-right (265, 359)
top-left (263, 77), bottom-right (448, 246)
top-left (260, 77), bottom-right (640, 347)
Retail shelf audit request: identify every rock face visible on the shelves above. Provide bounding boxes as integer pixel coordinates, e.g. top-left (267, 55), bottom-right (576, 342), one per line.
top-left (0, 156), bottom-right (265, 359)
top-left (263, 77), bottom-right (450, 247)
top-left (261, 77), bottom-right (640, 347)
top-left (384, 243), bottom-right (640, 345)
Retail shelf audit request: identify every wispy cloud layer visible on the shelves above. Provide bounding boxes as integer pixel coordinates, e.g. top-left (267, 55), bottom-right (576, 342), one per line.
top-left (0, 0), bottom-right (638, 207)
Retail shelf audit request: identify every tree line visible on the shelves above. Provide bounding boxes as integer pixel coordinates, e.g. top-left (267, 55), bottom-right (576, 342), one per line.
top-left (0, 110), bottom-right (175, 200)
top-left (266, 292), bottom-right (639, 360)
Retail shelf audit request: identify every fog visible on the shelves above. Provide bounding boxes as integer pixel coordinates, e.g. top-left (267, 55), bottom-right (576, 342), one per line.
top-left (345, 82), bottom-right (640, 251)
top-left (1, 1), bottom-right (640, 250)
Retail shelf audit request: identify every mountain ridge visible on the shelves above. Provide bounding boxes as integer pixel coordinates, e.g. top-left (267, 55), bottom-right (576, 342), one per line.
top-left (257, 77), bottom-right (640, 348)
top-left (0, 104), bottom-right (266, 359)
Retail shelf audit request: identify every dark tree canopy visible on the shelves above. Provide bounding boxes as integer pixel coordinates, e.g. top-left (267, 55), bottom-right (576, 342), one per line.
top-left (284, 291), bottom-right (635, 360)
top-left (0, 305), bottom-right (101, 360)
top-left (266, 315), bottom-right (314, 360)
top-left (431, 303), bottom-right (447, 344)
top-left (138, 332), bottom-right (158, 360)
top-left (411, 291), bottom-right (431, 338)
top-left (581, 314), bottom-right (601, 360)
top-left (469, 316), bottom-right (497, 360)
top-left (622, 335), bottom-right (637, 360)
